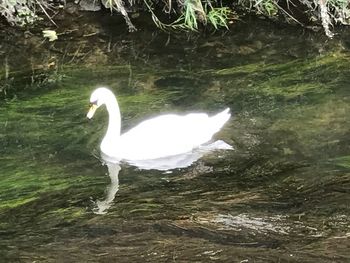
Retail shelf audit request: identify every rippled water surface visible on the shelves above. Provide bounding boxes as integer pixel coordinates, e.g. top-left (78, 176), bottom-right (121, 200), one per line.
top-left (1, 18), bottom-right (350, 262)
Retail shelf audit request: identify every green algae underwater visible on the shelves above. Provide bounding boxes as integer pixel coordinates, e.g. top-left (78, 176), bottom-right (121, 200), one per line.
top-left (1, 29), bottom-right (350, 261)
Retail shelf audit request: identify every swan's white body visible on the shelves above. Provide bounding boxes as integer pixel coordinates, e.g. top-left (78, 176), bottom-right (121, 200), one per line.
top-left (88, 88), bottom-right (231, 165)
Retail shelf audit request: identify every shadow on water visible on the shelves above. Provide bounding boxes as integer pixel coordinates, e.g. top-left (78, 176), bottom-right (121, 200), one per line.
top-left (0, 16), bottom-right (350, 262)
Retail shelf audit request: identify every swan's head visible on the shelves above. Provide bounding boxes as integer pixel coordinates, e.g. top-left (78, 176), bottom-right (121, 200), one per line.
top-left (87, 87), bottom-right (115, 119)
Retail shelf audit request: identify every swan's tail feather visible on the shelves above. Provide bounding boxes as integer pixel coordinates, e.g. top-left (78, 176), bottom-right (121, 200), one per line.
top-left (210, 108), bottom-right (231, 134)
top-left (200, 140), bottom-right (233, 151)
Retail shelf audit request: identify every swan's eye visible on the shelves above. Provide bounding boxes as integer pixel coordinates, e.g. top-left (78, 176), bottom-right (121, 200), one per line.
top-left (89, 101), bottom-right (98, 107)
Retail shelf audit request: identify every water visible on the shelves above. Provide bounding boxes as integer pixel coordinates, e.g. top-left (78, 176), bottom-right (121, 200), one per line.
top-left (1, 17), bottom-right (350, 262)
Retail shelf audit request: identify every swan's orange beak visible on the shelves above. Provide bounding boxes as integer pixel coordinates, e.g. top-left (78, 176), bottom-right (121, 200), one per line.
top-left (87, 104), bottom-right (98, 119)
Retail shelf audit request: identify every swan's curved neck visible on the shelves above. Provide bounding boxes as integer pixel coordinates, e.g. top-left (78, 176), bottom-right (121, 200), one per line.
top-left (104, 95), bottom-right (121, 141)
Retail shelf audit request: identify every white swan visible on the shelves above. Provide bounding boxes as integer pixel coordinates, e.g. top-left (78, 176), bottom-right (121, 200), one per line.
top-left (87, 87), bottom-right (232, 164)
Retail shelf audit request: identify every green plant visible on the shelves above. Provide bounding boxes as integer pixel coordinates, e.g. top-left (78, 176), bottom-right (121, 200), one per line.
top-left (145, 0), bottom-right (232, 31)
top-left (0, 0), bottom-right (39, 25)
top-left (238, 0), bottom-right (278, 16)
top-left (0, 0), bottom-right (57, 26)
top-left (260, 0), bottom-right (278, 16)
top-left (327, 0), bottom-right (350, 24)
top-left (207, 6), bottom-right (232, 29)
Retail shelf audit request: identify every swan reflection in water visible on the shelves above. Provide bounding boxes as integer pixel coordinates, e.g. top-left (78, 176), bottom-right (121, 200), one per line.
top-left (92, 140), bottom-right (232, 214)
top-left (92, 161), bottom-right (121, 215)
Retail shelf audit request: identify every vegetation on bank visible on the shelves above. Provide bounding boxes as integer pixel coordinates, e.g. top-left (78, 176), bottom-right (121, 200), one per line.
top-left (0, 0), bottom-right (349, 37)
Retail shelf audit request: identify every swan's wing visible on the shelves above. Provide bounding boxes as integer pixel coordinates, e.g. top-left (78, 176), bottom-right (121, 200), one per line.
top-left (117, 109), bottom-right (231, 160)
top-left (119, 113), bottom-right (214, 159)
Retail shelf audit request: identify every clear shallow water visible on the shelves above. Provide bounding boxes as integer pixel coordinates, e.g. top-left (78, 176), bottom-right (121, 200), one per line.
top-left (1, 19), bottom-right (350, 262)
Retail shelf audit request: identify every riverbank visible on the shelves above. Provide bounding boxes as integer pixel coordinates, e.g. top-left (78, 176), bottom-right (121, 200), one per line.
top-left (1, 0), bottom-right (350, 38)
